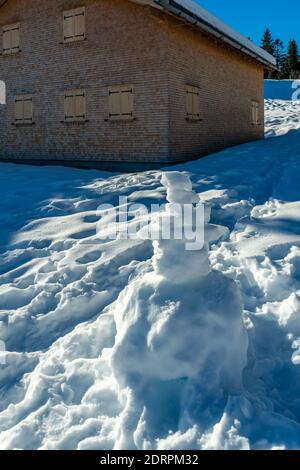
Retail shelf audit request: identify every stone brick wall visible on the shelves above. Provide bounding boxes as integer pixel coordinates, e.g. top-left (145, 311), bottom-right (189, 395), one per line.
top-left (0, 0), bottom-right (170, 162)
top-left (0, 0), bottom-right (265, 164)
top-left (167, 18), bottom-right (265, 162)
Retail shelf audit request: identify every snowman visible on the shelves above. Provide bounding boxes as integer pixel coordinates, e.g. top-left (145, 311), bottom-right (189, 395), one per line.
top-left (111, 172), bottom-right (248, 449)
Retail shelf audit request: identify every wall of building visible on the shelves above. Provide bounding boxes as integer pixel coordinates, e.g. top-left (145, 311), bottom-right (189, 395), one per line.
top-left (0, 0), bottom-right (265, 165)
top-left (167, 19), bottom-right (265, 161)
top-left (0, 0), bottom-right (170, 163)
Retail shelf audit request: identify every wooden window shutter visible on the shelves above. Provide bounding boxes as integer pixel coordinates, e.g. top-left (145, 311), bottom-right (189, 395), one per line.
top-left (64, 91), bottom-right (74, 120)
top-left (10, 25), bottom-right (20, 51)
top-left (192, 88), bottom-right (200, 117)
top-left (186, 89), bottom-right (193, 117)
top-left (15, 94), bottom-right (33, 124)
top-left (251, 100), bottom-right (259, 125)
top-left (3, 29), bottom-right (11, 53)
top-left (186, 86), bottom-right (200, 120)
top-left (23, 95), bottom-right (33, 122)
top-left (256, 102), bottom-right (259, 125)
top-left (108, 85), bottom-right (133, 120)
top-left (63, 13), bottom-right (74, 42)
top-left (74, 8), bottom-right (85, 39)
top-left (64, 7), bottom-right (85, 42)
top-left (251, 102), bottom-right (255, 124)
top-left (64, 89), bottom-right (86, 121)
top-left (121, 88), bottom-right (133, 116)
top-left (75, 90), bottom-right (86, 119)
top-left (109, 90), bottom-right (121, 117)
top-left (3, 23), bottom-right (20, 54)
top-left (15, 96), bottom-right (24, 122)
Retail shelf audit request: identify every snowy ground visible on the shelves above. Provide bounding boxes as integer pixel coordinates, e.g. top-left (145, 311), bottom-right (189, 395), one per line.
top-left (1, 98), bottom-right (300, 450)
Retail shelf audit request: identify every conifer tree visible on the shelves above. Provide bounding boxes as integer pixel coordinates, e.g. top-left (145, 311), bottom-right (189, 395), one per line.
top-left (282, 39), bottom-right (299, 79)
top-left (273, 39), bottom-right (286, 78)
top-left (261, 29), bottom-right (275, 55)
top-left (261, 29), bottom-right (275, 78)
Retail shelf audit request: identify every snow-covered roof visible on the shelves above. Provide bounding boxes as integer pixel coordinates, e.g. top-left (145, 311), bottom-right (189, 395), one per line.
top-left (132, 0), bottom-right (276, 68)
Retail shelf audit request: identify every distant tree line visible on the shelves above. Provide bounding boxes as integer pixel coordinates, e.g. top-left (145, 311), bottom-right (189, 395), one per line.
top-left (261, 29), bottom-right (300, 79)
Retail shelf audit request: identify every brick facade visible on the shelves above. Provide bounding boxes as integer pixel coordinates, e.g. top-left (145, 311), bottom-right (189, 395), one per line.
top-left (168, 19), bottom-right (265, 161)
top-left (0, 0), bottom-right (265, 165)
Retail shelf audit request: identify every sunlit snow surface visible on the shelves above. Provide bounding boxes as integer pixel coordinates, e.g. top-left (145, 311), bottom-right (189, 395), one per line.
top-left (1, 98), bottom-right (300, 450)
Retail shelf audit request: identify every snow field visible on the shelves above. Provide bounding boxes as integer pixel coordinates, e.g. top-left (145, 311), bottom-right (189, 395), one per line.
top-left (0, 94), bottom-right (300, 449)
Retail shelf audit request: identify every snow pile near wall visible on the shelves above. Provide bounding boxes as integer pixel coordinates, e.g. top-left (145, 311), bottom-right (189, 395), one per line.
top-left (1, 100), bottom-right (300, 449)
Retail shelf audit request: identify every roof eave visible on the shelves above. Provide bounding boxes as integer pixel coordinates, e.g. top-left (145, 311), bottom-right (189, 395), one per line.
top-left (132, 0), bottom-right (277, 70)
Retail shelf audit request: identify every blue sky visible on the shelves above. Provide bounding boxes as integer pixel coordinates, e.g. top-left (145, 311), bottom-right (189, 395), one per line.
top-left (196, 0), bottom-right (300, 49)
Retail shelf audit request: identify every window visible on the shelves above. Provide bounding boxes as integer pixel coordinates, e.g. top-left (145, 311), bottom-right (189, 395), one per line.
top-left (64, 89), bottom-right (86, 122)
top-left (63, 7), bottom-right (85, 43)
top-left (186, 85), bottom-right (200, 121)
top-left (3, 23), bottom-right (20, 54)
top-left (15, 94), bottom-right (33, 124)
top-left (108, 85), bottom-right (133, 120)
top-left (251, 100), bottom-right (259, 125)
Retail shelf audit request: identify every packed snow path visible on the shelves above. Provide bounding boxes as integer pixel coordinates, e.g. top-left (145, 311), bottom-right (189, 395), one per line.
top-left (1, 99), bottom-right (300, 449)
